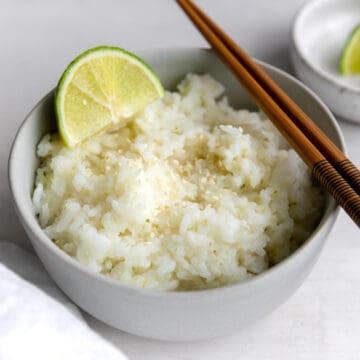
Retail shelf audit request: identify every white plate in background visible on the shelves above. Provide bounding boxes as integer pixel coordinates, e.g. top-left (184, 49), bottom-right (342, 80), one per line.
top-left (291, 0), bottom-right (360, 124)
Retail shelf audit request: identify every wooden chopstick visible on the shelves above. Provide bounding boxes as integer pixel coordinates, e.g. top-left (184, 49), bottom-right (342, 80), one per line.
top-left (177, 0), bottom-right (360, 227)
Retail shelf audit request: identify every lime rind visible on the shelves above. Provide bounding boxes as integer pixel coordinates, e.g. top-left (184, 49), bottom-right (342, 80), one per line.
top-left (339, 24), bottom-right (360, 75)
top-left (55, 46), bottom-right (165, 148)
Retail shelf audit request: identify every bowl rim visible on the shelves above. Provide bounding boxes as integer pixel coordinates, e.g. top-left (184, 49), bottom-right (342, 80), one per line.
top-left (8, 47), bottom-right (344, 300)
top-left (291, 0), bottom-right (360, 94)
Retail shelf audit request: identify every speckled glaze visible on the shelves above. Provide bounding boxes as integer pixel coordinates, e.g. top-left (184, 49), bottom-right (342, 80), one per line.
top-left (291, 0), bottom-right (360, 123)
top-left (8, 48), bottom-right (344, 341)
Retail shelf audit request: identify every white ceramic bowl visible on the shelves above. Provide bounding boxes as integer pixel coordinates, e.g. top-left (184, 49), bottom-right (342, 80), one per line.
top-left (9, 48), bottom-right (343, 341)
top-left (291, 0), bottom-right (360, 123)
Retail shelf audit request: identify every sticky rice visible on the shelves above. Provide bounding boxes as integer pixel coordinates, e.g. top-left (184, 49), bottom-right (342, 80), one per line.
top-left (33, 74), bottom-right (324, 290)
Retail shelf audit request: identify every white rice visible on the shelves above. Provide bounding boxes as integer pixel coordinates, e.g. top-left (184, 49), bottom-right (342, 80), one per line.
top-left (33, 74), bottom-right (324, 290)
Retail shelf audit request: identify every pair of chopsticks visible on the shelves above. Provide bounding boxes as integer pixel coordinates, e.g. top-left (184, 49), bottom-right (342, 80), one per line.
top-left (176, 0), bottom-right (360, 227)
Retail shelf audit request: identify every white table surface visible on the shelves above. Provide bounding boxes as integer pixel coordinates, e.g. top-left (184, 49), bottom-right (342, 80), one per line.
top-left (1, 0), bottom-right (359, 359)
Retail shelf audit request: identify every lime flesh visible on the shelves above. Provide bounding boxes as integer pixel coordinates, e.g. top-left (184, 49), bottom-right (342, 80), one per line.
top-left (339, 25), bottom-right (360, 75)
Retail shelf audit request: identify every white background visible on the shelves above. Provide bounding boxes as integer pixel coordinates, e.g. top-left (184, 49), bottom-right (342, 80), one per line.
top-left (0, 0), bottom-right (359, 359)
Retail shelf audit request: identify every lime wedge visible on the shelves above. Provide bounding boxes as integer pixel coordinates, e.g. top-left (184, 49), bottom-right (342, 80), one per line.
top-left (55, 46), bottom-right (165, 147)
top-left (339, 25), bottom-right (360, 75)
